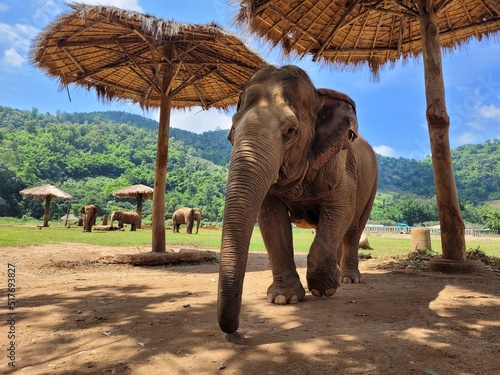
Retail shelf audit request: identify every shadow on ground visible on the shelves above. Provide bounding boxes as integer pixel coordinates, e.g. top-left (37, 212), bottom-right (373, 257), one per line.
top-left (1, 247), bottom-right (499, 374)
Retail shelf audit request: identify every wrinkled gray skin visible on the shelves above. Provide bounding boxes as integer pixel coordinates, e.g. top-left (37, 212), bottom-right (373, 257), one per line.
top-left (218, 65), bottom-right (378, 334)
top-left (172, 207), bottom-right (202, 234)
top-left (110, 210), bottom-right (139, 231)
top-left (80, 204), bottom-right (98, 233)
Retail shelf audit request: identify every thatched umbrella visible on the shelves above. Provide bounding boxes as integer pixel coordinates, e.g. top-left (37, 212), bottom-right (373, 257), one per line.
top-left (31, 3), bottom-right (266, 252)
top-left (20, 184), bottom-right (73, 227)
top-left (236, 0), bottom-right (499, 272)
top-left (112, 184), bottom-right (154, 228)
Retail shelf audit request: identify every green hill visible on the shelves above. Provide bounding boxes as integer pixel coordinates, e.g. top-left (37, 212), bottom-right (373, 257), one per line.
top-left (0, 106), bottom-right (498, 224)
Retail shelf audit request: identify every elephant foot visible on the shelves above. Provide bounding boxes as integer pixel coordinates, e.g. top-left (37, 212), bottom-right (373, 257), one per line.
top-left (340, 269), bottom-right (361, 284)
top-left (306, 265), bottom-right (341, 298)
top-left (342, 276), bottom-right (360, 283)
top-left (266, 280), bottom-right (305, 305)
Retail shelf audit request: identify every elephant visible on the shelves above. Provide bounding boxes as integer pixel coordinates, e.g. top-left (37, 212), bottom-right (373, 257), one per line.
top-left (80, 204), bottom-right (98, 233)
top-left (110, 210), bottom-right (140, 231)
top-left (217, 65), bottom-right (378, 334)
top-left (172, 207), bottom-right (202, 234)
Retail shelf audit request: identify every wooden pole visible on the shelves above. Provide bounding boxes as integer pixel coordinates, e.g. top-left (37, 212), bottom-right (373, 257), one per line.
top-left (43, 196), bottom-right (51, 227)
top-left (137, 193), bottom-right (143, 229)
top-left (417, 0), bottom-right (479, 272)
top-left (151, 45), bottom-right (174, 252)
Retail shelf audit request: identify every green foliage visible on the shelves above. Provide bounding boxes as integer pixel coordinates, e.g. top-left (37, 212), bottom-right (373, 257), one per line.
top-left (477, 204), bottom-right (500, 233)
top-left (451, 140), bottom-right (500, 204)
top-left (0, 106), bottom-right (229, 222)
top-left (376, 155), bottom-right (435, 196)
top-left (369, 193), bottom-right (438, 226)
top-left (0, 163), bottom-right (25, 217)
top-left (0, 106), bottom-right (498, 225)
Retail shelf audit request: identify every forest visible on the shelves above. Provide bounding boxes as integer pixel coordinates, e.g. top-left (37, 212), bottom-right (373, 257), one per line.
top-left (0, 106), bottom-right (499, 230)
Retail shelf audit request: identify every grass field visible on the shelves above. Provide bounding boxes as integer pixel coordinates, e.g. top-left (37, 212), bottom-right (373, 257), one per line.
top-left (0, 223), bottom-right (498, 258)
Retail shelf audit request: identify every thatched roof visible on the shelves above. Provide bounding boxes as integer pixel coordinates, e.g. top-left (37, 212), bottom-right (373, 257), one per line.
top-left (236, 0), bottom-right (500, 73)
top-left (20, 184), bottom-right (73, 200)
top-left (31, 3), bottom-right (267, 110)
top-left (112, 184), bottom-right (154, 199)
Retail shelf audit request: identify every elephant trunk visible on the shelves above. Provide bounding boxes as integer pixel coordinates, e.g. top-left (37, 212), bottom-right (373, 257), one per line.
top-left (218, 134), bottom-right (281, 334)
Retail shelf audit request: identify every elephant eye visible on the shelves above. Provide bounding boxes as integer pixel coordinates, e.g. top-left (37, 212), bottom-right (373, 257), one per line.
top-left (348, 129), bottom-right (357, 142)
top-left (283, 127), bottom-right (297, 142)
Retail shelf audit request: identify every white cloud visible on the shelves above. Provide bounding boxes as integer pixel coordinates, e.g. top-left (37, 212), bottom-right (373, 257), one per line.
top-left (151, 107), bottom-right (233, 134)
top-left (373, 145), bottom-right (397, 157)
top-left (456, 132), bottom-right (480, 145)
top-left (32, 1), bottom-right (63, 27)
top-left (479, 104), bottom-right (500, 121)
top-left (465, 121), bottom-right (486, 131)
top-left (3, 47), bottom-right (24, 68)
top-left (74, 0), bottom-right (143, 12)
top-left (0, 23), bottom-right (39, 50)
top-left (0, 4), bottom-right (9, 12)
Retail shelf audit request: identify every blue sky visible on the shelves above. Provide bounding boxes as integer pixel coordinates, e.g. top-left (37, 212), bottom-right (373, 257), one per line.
top-left (0, 0), bottom-right (499, 160)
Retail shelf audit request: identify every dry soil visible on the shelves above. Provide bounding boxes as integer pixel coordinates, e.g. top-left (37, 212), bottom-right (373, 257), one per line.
top-left (1, 241), bottom-right (499, 375)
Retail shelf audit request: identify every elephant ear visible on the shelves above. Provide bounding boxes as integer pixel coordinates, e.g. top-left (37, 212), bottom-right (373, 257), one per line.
top-left (310, 88), bottom-right (359, 171)
top-left (227, 91), bottom-right (243, 143)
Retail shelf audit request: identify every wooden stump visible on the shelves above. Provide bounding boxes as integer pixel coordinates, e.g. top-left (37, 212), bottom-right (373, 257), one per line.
top-left (411, 228), bottom-right (431, 253)
top-left (358, 231), bottom-right (370, 249)
top-left (100, 249), bottom-right (217, 266)
top-left (102, 215), bottom-right (108, 225)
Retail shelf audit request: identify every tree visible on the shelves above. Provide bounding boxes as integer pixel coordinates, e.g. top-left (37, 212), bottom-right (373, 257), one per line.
top-left (477, 205), bottom-right (500, 234)
top-left (0, 163), bottom-right (25, 217)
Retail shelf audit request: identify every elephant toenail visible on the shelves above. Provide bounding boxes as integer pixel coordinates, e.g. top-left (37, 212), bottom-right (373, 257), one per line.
top-left (289, 295), bottom-right (299, 304)
top-left (275, 295), bottom-right (287, 305)
top-left (267, 293), bottom-right (274, 303)
top-left (311, 289), bottom-right (322, 297)
top-left (342, 276), bottom-right (352, 284)
top-left (353, 277), bottom-right (360, 283)
top-left (324, 288), bottom-right (336, 297)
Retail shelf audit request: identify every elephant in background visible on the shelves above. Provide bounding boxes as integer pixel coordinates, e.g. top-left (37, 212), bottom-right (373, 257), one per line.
top-left (110, 210), bottom-right (140, 231)
top-left (172, 207), bottom-right (202, 234)
top-left (80, 204), bottom-right (98, 233)
top-left (217, 65), bottom-right (378, 334)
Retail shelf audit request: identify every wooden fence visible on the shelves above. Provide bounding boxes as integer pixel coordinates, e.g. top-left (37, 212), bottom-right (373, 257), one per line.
top-left (364, 225), bottom-right (491, 237)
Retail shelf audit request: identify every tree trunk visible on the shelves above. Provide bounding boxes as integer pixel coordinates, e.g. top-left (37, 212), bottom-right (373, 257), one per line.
top-left (43, 197), bottom-right (51, 227)
top-left (151, 46), bottom-right (174, 253)
top-left (101, 250), bottom-right (217, 265)
top-left (418, 1), bottom-right (474, 271)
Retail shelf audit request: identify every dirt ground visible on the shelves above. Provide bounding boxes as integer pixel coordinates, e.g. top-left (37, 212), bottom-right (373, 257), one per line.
top-left (1, 239), bottom-right (499, 375)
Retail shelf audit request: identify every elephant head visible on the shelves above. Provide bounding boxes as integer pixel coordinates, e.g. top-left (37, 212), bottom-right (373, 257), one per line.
top-left (217, 65), bottom-right (359, 334)
top-left (110, 210), bottom-right (123, 228)
top-left (81, 204), bottom-right (98, 233)
top-left (189, 208), bottom-right (202, 234)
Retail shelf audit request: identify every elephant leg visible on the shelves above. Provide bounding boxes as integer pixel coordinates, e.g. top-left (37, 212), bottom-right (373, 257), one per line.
top-left (131, 223), bottom-right (136, 231)
top-left (339, 194), bottom-right (375, 283)
top-left (338, 228), bottom-right (361, 283)
top-left (259, 196), bottom-right (305, 305)
top-left (306, 206), bottom-right (351, 297)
